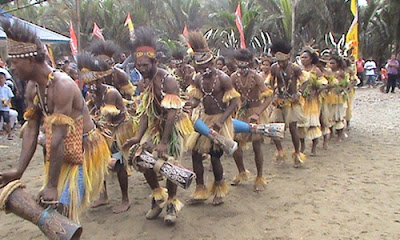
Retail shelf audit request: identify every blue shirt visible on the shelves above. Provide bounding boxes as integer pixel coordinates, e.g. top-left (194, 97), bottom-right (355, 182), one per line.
top-left (0, 84), bottom-right (14, 111)
top-left (130, 68), bottom-right (142, 96)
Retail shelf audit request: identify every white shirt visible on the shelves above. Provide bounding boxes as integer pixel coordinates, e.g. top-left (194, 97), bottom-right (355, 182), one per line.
top-left (364, 61), bottom-right (376, 76)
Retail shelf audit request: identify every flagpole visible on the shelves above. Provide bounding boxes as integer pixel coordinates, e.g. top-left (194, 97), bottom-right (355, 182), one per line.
top-left (76, 0), bottom-right (82, 89)
top-left (76, 0), bottom-right (81, 53)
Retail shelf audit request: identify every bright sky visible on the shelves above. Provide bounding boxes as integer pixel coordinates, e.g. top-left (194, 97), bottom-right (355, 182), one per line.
top-left (359, 0), bottom-right (367, 6)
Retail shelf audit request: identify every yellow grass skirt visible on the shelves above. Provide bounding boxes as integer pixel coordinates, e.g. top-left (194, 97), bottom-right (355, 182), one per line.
top-left (186, 113), bottom-right (234, 154)
top-left (42, 129), bottom-right (110, 223)
top-left (235, 106), bottom-right (269, 146)
top-left (270, 103), bottom-right (306, 126)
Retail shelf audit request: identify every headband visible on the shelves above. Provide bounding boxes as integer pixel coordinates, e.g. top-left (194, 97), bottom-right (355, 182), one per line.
top-left (275, 52), bottom-right (290, 61)
top-left (81, 68), bottom-right (114, 83)
top-left (135, 46), bottom-right (156, 59)
top-left (7, 39), bottom-right (40, 59)
top-left (193, 51), bottom-right (213, 65)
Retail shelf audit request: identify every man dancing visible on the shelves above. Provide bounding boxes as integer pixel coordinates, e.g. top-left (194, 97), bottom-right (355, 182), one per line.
top-left (269, 41), bottom-right (306, 167)
top-left (186, 31), bottom-right (240, 205)
top-left (88, 40), bottom-right (135, 99)
top-left (77, 53), bottom-right (136, 213)
top-left (230, 48), bottom-right (273, 191)
top-left (171, 49), bottom-right (195, 92)
top-left (0, 19), bottom-right (109, 222)
top-left (123, 27), bottom-right (193, 224)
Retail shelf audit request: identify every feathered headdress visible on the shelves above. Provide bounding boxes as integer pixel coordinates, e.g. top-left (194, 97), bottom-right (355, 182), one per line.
top-left (0, 17), bottom-right (44, 59)
top-left (77, 52), bottom-right (113, 83)
top-left (171, 48), bottom-right (186, 64)
top-left (87, 40), bottom-right (120, 58)
top-left (187, 31), bottom-right (213, 65)
top-left (271, 40), bottom-right (291, 61)
top-left (131, 27), bottom-right (157, 59)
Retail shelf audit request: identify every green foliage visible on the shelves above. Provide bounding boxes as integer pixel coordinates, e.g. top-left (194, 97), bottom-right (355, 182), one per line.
top-left (0, 0), bottom-right (397, 62)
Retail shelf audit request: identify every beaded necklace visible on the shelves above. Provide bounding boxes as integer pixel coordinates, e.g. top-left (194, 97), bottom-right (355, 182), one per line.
top-left (236, 71), bottom-right (258, 103)
top-left (36, 70), bottom-right (55, 115)
top-left (278, 64), bottom-right (293, 98)
top-left (200, 70), bottom-right (225, 112)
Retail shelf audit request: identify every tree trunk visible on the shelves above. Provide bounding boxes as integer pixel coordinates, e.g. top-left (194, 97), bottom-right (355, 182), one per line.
top-left (291, 0), bottom-right (298, 60)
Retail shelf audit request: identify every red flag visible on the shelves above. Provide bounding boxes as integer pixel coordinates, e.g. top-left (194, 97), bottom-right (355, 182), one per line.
top-left (93, 22), bottom-right (105, 41)
top-left (183, 24), bottom-right (189, 37)
top-left (235, 3), bottom-right (246, 49)
top-left (69, 21), bottom-right (78, 58)
top-left (183, 23), bottom-right (191, 48)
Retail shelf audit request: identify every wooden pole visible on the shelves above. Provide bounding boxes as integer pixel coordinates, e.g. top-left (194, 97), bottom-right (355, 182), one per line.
top-left (290, 0), bottom-right (298, 61)
top-left (76, 0), bottom-right (82, 89)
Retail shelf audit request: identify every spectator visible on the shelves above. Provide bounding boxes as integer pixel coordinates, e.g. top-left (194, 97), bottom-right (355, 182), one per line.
top-left (0, 72), bottom-right (14, 139)
top-left (5, 59), bottom-right (25, 125)
top-left (364, 57), bottom-right (377, 88)
top-left (356, 56), bottom-right (365, 87)
top-left (397, 53), bottom-right (400, 88)
top-left (118, 53), bottom-right (127, 64)
top-left (130, 67), bottom-right (142, 96)
top-left (216, 56), bottom-right (226, 70)
top-left (385, 53), bottom-right (399, 93)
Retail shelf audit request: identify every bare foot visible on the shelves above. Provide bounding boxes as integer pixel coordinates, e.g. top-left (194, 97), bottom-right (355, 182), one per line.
top-left (274, 158), bottom-right (284, 165)
top-left (254, 183), bottom-right (264, 192)
top-left (112, 200), bottom-right (131, 214)
top-left (323, 142), bottom-right (328, 150)
top-left (274, 151), bottom-right (286, 165)
top-left (90, 198), bottom-right (109, 208)
top-left (212, 196), bottom-right (224, 206)
top-left (185, 198), bottom-right (206, 205)
top-left (294, 159), bottom-right (302, 168)
top-left (230, 178), bottom-right (240, 186)
top-left (310, 152), bottom-right (317, 157)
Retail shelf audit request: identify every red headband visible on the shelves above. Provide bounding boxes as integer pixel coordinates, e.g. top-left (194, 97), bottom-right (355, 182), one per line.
top-left (136, 46), bottom-right (156, 54)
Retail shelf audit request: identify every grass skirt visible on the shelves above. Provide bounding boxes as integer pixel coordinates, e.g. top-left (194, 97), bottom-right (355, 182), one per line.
top-left (270, 103), bottom-right (306, 126)
top-left (235, 107), bottom-right (269, 146)
top-left (43, 129), bottom-right (110, 223)
top-left (186, 113), bottom-right (234, 154)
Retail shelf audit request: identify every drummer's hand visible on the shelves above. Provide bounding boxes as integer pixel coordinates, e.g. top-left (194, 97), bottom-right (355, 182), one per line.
top-left (122, 136), bottom-right (140, 152)
top-left (37, 186), bottom-right (58, 209)
top-left (292, 92), bottom-right (300, 104)
top-left (211, 121), bottom-right (223, 132)
top-left (248, 114), bottom-right (259, 124)
top-left (0, 169), bottom-right (21, 187)
top-left (154, 143), bottom-right (168, 158)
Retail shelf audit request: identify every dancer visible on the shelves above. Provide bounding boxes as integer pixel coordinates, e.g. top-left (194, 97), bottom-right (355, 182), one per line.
top-left (123, 27), bottom-right (193, 224)
top-left (230, 48), bottom-right (273, 191)
top-left (185, 31), bottom-right (240, 205)
top-left (0, 19), bottom-right (109, 223)
top-left (269, 41), bottom-right (306, 167)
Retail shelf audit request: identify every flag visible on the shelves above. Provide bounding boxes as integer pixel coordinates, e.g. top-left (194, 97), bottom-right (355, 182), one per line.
top-left (346, 0), bottom-right (358, 59)
top-left (350, 0), bottom-right (357, 16)
top-left (235, 3), bottom-right (246, 49)
top-left (183, 23), bottom-right (191, 48)
top-left (93, 22), bottom-right (105, 41)
top-left (124, 13), bottom-right (135, 41)
top-left (69, 21), bottom-right (78, 58)
top-left (183, 23), bottom-right (189, 37)
top-left (44, 44), bottom-right (55, 68)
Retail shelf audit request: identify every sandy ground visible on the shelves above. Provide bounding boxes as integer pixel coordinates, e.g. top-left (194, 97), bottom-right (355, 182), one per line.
top-left (1, 88), bottom-right (400, 240)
